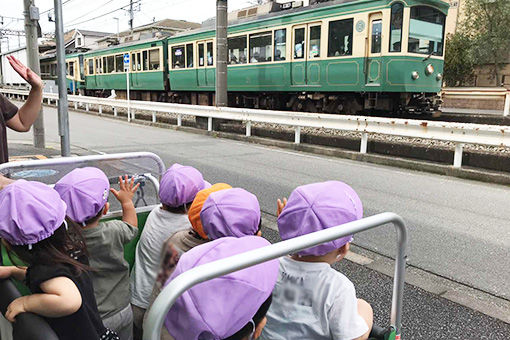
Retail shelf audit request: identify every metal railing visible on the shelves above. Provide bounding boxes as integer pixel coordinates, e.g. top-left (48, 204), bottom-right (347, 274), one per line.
top-left (144, 212), bottom-right (408, 340)
top-left (2, 88), bottom-right (509, 169)
top-left (441, 87), bottom-right (510, 116)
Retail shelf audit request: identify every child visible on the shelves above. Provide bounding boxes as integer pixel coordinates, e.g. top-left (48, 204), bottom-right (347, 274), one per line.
top-left (130, 163), bottom-right (209, 339)
top-left (148, 187), bottom-right (262, 340)
top-left (54, 168), bottom-right (139, 340)
top-left (163, 236), bottom-right (279, 340)
top-left (0, 180), bottom-right (119, 340)
top-left (260, 181), bottom-right (373, 340)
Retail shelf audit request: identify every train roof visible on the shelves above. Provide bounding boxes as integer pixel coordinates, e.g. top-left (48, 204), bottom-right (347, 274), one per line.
top-left (81, 37), bottom-right (166, 57)
top-left (168, 0), bottom-right (449, 42)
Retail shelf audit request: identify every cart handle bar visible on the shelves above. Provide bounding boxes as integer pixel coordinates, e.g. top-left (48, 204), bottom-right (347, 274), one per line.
top-left (144, 212), bottom-right (408, 340)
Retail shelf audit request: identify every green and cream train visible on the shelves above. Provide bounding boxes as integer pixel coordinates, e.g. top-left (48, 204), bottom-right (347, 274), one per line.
top-left (53, 0), bottom-right (448, 115)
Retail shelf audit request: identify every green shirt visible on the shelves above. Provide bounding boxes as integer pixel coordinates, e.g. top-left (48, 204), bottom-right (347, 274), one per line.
top-left (83, 220), bottom-right (138, 319)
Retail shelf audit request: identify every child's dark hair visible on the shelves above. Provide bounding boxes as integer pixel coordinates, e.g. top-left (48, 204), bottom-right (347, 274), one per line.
top-left (5, 217), bottom-right (91, 274)
top-left (83, 206), bottom-right (105, 225)
top-left (162, 202), bottom-right (192, 214)
top-left (223, 294), bottom-right (273, 340)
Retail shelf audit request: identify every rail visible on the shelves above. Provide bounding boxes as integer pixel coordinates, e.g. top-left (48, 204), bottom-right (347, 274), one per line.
top-left (143, 212), bottom-right (408, 340)
top-left (441, 87), bottom-right (510, 116)
top-left (2, 88), bottom-right (509, 168)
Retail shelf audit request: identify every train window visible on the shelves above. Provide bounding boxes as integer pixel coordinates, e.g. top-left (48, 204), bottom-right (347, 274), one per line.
top-left (408, 6), bottom-right (446, 56)
top-left (274, 29), bottom-right (286, 61)
top-left (103, 57), bottom-right (107, 73)
top-left (389, 3), bottom-right (404, 52)
top-left (51, 64), bottom-right (57, 76)
top-left (115, 54), bottom-right (124, 72)
top-left (88, 59), bottom-right (94, 75)
top-left (371, 20), bottom-right (382, 53)
top-left (309, 25), bottom-right (321, 58)
top-left (294, 28), bottom-right (305, 59)
top-left (142, 51), bottom-right (148, 71)
top-left (149, 49), bottom-right (160, 70)
top-left (172, 46), bottom-right (185, 69)
top-left (199, 44), bottom-right (205, 67)
top-left (131, 53), bottom-right (136, 71)
top-left (328, 18), bottom-right (353, 57)
top-left (207, 42), bottom-right (214, 66)
top-left (186, 44), bottom-right (194, 67)
top-left (106, 56), bottom-right (115, 73)
top-left (228, 36), bottom-right (247, 64)
top-left (95, 58), bottom-right (101, 74)
top-left (250, 31), bottom-right (272, 63)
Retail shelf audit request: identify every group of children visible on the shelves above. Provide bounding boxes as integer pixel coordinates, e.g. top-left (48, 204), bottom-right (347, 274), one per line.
top-left (0, 162), bottom-right (378, 340)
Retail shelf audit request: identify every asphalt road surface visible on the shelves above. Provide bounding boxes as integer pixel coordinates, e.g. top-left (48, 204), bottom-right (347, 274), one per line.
top-left (7, 104), bottom-right (510, 338)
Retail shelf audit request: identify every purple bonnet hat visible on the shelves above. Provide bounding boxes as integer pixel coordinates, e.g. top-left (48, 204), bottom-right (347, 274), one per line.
top-left (200, 188), bottom-right (261, 240)
top-left (159, 163), bottom-right (207, 207)
top-left (0, 180), bottom-right (67, 246)
top-left (54, 167), bottom-right (110, 225)
top-left (278, 181), bottom-right (363, 256)
top-left (164, 236), bottom-right (278, 340)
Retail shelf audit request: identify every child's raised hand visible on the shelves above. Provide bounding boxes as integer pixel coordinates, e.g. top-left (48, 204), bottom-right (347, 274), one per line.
top-left (110, 175), bottom-right (140, 205)
top-left (277, 197), bottom-right (288, 217)
top-left (5, 296), bottom-right (27, 322)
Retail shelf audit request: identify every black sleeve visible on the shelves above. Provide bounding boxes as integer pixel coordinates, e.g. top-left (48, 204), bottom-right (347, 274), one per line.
top-left (26, 264), bottom-right (76, 293)
top-left (0, 94), bottom-right (18, 121)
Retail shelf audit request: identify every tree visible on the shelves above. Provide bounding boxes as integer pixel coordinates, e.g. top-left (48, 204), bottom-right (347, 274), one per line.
top-left (460, 0), bottom-right (510, 85)
top-left (444, 32), bottom-right (474, 86)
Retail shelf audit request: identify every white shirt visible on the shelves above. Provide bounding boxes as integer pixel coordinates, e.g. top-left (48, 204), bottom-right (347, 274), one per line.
top-left (260, 257), bottom-right (368, 340)
top-left (130, 206), bottom-right (190, 309)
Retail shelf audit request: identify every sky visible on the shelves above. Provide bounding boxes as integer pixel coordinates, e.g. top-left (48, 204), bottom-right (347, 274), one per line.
top-left (1, 0), bottom-right (260, 52)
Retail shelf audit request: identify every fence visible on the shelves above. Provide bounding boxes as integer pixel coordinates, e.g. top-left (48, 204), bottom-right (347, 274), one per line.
top-left (2, 88), bottom-right (509, 168)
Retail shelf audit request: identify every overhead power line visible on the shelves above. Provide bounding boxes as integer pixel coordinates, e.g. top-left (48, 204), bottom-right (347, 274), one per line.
top-left (64, 0), bottom-right (141, 28)
top-left (40, 0), bottom-right (75, 15)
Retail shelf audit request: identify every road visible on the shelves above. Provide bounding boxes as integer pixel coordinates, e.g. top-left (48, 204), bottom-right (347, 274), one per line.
top-left (7, 104), bottom-right (510, 338)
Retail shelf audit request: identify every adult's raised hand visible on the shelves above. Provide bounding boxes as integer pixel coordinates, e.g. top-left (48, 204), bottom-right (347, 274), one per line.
top-left (7, 55), bottom-right (43, 89)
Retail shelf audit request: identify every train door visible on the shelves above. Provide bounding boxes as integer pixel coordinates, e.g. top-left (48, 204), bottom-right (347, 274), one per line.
top-left (291, 25), bottom-right (306, 85)
top-left (307, 23), bottom-right (322, 85)
top-left (197, 42), bottom-right (207, 87)
top-left (365, 13), bottom-right (383, 87)
top-left (205, 41), bottom-right (215, 87)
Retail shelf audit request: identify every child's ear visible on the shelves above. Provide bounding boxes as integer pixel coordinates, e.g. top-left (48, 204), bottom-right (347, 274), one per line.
top-left (253, 316), bottom-right (267, 339)
top-left (103, 203), bottom-right (110, 215)
top-left (340, 243), bottom-right (350, 256)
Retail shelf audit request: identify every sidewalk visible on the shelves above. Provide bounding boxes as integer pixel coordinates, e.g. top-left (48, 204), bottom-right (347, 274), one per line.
top-left (7, 142), bottom-right (62, 162)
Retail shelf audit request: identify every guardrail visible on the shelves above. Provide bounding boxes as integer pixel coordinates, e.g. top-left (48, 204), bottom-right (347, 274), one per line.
top-left (2, 88), bottom-right (509, 168)
top-left (441, 87), bottom-right (510, 116)
top-left (144, 212), bottom-right (408, 340)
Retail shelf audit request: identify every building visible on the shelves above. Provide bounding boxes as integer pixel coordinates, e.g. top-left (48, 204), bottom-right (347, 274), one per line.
top-left (95, 19), bottom-right (201, 48)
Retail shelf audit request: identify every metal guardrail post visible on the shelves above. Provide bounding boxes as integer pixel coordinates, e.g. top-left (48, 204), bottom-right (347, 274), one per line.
top-left (99, 105), bottom-right (102, 114)
top-left (360, 132), bottom-right (369, 154)
top-left (143, 212), bottom-right (408, 340)
top-left (74, 101), bottom-right (77, 110)
top-left (294, 126), bottom-right (301, 144)
top-left (246, 121), bottom-right (252, 137)
top-left (152, 112), bottom-right (156, 123)
top-left (113, 107), bottom-right (117, 117)
top-left (504, 92), bottom-right (510, 117)
top-left (177, 114), bottom-right (182, 127)
top-left (208, 117), bottom-right (213, 132)
top-left (453, 143), bottom-right (463, 168)
top-left (85, 103), bottom-right (89, 112)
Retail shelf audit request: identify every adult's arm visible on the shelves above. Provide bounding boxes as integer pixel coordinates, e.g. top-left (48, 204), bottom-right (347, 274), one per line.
top-left (0, 174), bottom-right (14, 190)
top-left (5, 56), bottom-right (43, 132)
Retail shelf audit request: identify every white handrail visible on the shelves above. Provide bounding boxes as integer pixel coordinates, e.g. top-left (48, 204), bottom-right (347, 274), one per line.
top-left (441, 87), bottom-right (510, 116)
top-left (2, 88), bottom-right (509, 168)
top-left (143, 212), bottom-right (408, 340)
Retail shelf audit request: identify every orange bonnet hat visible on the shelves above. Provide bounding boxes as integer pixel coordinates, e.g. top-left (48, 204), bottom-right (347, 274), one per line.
top-left (188, 183), bottom-right (232, 239)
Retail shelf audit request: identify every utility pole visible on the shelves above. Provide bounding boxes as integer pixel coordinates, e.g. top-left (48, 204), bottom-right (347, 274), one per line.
top-left (129, 0), bottom-right (134, 35)
top-left (23, 0), bottom-right (45, 148)
top-left (54, 0), bottom-right (70, 156)
top-left (216, 0), bottom-right (228, 107)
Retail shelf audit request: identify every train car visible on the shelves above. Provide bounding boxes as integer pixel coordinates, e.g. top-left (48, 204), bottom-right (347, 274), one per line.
top-left (82, 38), bottom-right (168, 100)
top-left (65, 53), bottom-right (86, 94)
top-left (166, 0), bottom-right (448, 115)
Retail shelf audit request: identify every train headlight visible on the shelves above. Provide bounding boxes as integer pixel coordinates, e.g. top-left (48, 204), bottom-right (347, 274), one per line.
top-left (425, 64), bottom-right (434, 75)
top-left (411, 71), bottom-right (420, 80)
top-left (436, 73), bottom-right (443, 81)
